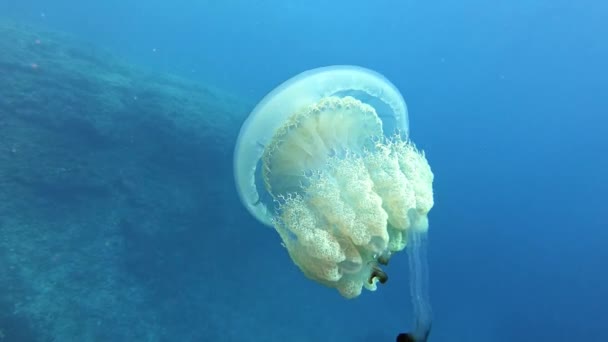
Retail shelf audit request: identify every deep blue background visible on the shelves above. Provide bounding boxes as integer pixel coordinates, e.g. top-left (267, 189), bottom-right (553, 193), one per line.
top-left (2, 0), bottom-right (607, 340)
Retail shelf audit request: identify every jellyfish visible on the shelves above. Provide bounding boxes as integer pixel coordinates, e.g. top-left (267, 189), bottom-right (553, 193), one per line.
top-left (233, 66), bottom-right (434, 301)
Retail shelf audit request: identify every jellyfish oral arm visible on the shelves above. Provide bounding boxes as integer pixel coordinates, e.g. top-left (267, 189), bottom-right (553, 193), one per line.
top-left (406, 226), bottom-right (432, 341)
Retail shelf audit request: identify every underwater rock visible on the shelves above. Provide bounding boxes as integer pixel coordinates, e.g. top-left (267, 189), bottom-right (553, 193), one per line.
top-left (0, 19), bottom-right (249, 341)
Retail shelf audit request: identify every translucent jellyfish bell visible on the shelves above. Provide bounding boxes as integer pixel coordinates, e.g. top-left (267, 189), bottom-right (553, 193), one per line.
top-left (234, 65), bottom-right (434, 299)
top-left (234, 66), bottom-right (410, 226)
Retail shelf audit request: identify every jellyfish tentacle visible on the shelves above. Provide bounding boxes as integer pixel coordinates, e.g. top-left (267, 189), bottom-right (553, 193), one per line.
top-left (406, 226), bottom-right (432, 341)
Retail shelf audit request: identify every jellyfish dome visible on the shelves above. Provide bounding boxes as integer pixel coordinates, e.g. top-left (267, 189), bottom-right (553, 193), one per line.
top-left (234, 65), bottom-right (434, 298)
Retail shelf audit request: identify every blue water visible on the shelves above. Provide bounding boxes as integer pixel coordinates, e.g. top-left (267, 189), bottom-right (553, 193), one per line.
top-left (1, 1), bottom-right (607, 341)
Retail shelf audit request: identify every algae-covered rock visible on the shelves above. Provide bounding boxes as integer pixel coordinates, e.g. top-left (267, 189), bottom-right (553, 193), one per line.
top-left (0, 19), bottom-right (252, 341)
